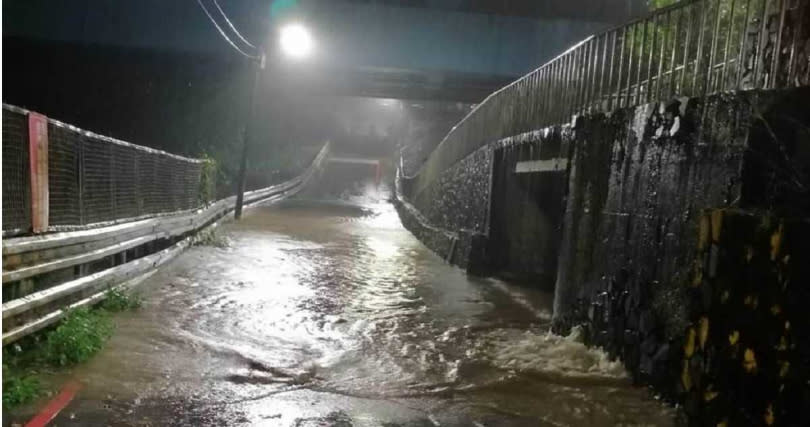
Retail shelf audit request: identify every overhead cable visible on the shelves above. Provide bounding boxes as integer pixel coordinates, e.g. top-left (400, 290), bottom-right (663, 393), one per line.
top-left (196, 0), bottom-right (259, 59)
top-left (213, 0), bottom-right (257, 49)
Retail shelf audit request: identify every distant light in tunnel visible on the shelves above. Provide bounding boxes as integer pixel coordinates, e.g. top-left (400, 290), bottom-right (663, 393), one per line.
top-left (279, 24), bottom-right (313, 59)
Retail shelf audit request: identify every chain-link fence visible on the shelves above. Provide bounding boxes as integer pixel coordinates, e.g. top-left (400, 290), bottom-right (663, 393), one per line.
top-left (2, 104), bottom-right (204, 235)
top-left (2, 108), bottom-right (31, 232)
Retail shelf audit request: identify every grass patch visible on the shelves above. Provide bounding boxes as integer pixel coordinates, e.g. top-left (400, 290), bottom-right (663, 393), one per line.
top-left (101, 287), bottom-right (143, 312)
top-left (193, 227), bottom-right (229, 248)
top-left (3, 287), bottom-right (143, 410)
top-left (2, 365), bottom-right (40, 409)
top-left (45, 307), bottom-right (113, 367)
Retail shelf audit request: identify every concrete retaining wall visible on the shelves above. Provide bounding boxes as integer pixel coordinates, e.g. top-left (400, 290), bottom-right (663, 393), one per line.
top-left (395, 87), bottom-right (810, 424)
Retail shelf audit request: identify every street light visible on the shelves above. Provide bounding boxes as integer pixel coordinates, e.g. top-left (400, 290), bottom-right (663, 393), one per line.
top-left (279, 24), bottom-right (313, 59)
top-left (233, 22), bottom-right (314, 220)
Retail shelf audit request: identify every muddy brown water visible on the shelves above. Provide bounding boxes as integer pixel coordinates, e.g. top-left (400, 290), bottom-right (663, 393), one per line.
top-left (6, 167), bottom-right (675, 426)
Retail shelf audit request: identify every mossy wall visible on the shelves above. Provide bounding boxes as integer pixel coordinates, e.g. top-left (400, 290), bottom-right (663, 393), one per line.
top-left (557, 88), bottom-right (810, 424)
top-left (397, 87), bottom-right (809, 423)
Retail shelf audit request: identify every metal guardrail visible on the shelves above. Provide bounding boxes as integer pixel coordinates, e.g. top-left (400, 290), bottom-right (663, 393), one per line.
top-left (1, 142), bottom-right (330, 345)
top-left (410, 0), bottom-right (809, 195)
top-left (2, 104), bottom-right (205, 236)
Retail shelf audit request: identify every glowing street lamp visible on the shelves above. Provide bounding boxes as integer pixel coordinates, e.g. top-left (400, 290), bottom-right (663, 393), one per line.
top-left (279, 24), bottom-right (313, 59)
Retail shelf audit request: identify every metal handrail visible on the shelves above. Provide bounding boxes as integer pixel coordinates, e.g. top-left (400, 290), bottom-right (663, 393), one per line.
top-left (409, 0), bottom-right (808, 193)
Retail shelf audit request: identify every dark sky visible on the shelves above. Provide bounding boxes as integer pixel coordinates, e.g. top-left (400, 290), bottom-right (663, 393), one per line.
top-left (1, 0), bottom-right (648, 186)
top-left (3, 0), bottom-right (643, 78)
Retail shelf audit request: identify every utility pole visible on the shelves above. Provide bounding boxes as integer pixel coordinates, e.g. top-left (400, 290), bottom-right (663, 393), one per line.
top-left (234, 51), bottom-right (266, 220)
top-left (232, 16), bottom-right (312, 220)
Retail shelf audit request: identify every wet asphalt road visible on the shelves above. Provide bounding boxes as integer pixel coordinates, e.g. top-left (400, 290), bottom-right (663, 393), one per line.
top-left (6, 168), bottom-right (674, 426)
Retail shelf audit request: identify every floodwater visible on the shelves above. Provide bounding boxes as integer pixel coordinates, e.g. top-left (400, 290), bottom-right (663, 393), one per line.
top-left (16, 163), bottom-right (674, 426)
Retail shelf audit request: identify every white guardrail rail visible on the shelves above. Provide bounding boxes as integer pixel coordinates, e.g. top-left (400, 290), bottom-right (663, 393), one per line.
top-left (1, 142), bottom-right (330, 345)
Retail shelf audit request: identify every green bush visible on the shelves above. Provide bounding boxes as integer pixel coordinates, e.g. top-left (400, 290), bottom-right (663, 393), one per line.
top-left (2, 364), bottom-right (40, 409)
top-left (101, 287), bottom-right (143, 312)
top-left (193, 227), bottom-right (229, 248)
top-left (198, 154), bottom-right (218, 205)
top-left (2, 291), bottom-right (146, 410)
top-left (44, 308), bottom-right (113, 367)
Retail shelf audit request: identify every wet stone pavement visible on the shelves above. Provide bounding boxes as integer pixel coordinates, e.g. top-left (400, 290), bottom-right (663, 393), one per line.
top-left (10, 179), bottom-right (675, 426)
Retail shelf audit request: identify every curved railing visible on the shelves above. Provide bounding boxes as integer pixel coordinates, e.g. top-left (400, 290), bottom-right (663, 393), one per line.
top-left (409, 0), bottom-right (808, 195)
top-left (2, 104), bottom-right (205, 236)
top-left (2, 142), bottom-right (330, 345)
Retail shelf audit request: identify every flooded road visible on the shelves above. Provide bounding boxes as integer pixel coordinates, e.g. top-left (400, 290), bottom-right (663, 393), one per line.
top-left (36, 166), bottom-right (673, 426)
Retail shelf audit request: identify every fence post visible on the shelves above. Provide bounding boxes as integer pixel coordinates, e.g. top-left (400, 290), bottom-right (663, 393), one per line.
top-left (28, 112), bottom-right (49, 233)
top-left (78, 135), bottom-right (85, 225)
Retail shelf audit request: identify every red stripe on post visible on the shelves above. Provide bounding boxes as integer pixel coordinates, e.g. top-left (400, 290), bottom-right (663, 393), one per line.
top-left (24, 381), bottom-right (81, 427)
top-left (28, 112), bottom-right (49, 233)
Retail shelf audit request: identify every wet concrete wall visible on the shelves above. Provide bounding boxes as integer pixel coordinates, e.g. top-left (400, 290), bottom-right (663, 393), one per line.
top-left (486, 130), bottom-right (569, 289)
top-left (396, 87), bottom-right (810, 424)
top-left (554, 88), bottom-right (810, 424)
top-left (398, 144), bottom-right (491, 269)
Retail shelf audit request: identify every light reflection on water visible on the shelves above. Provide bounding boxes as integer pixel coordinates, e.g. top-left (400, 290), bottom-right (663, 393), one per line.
top-left (58, 169), bottom-right (674, 426)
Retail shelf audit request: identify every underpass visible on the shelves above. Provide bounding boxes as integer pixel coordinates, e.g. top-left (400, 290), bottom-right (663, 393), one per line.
top-left (2, 0), bottom-right (809, 425)
top-left (5, 161), bottom-right (673, 426)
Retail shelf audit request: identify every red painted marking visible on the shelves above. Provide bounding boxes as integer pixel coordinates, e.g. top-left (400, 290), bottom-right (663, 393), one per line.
top-left (25, 381), bottom-right (81, 427)
top-left (27, 112), bottom-right (49, 233)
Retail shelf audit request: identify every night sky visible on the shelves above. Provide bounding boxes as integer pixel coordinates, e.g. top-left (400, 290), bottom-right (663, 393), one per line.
top-left (2, 0), bottom-right (646, 189)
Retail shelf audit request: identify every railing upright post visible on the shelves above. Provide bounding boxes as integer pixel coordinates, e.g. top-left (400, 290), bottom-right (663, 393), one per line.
top-left (692, 1), bottom-right (710, 94)
top-left (657, 11), bottom-right (671, 100)
top-left (786, 0), bottom-right (806, 86)
top-left (540, 68), bottom-right (547, 124)
top-left (133, 148), bottom-right (139, 218)
top-left (753, 0), bottom-right (772, 88)
top-left (643, 16), bottom-right (655, 104)
top-left (527, 73), bottom-right (534, 128)
top-left (736, 0), bottom-right (754, 88)
top-left (590, 37), bottom-right (600, 111)
top-left (618, 26), bottom-right (628, 108)
top-left (109, 143), bottom-right (115, 220)
top-left (607, 30), bottom-right (618, 111)
top-left (680, 3), bottom-right (696, 94)
top-left (668, 8), bottom-right (682, 98)
top-left (27, 113), bottom-right (49, 233)
top-left (770, 0), bottom-right (788, 88)
top-left (567, 52), bottom-right (577, 120)
top-left (576, 42), bottom-right (589, 117)
top-left (534, 71), bottom-right (541, 125)
top-left (587, 38), bottom-right (597, 112)
top-left (707, 0), bottom-right (725, 94)
top-left (599, 33), bottom-right (609, 111)
top-left (720, 0), bottom-right (739, 91)
top-left (552, 61), bottom-right (560, 124)
top-left (576, 45), bottom-right (586, 117)
top-left (624, 24), bottom-right (637, 108)
top-left (78, 135), bottom-right (85, 225)
top-left (543, 65), bottom-right (553, 126)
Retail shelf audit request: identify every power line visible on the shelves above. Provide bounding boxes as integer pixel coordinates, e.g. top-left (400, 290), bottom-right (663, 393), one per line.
top-left (196, 0), bottom-right (259, 59)
top-left (213, 0), bottom-right (256, 49)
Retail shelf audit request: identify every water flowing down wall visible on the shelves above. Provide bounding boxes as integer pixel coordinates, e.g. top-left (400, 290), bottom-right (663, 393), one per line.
top-left (394, 0), bottom-right (810, 423)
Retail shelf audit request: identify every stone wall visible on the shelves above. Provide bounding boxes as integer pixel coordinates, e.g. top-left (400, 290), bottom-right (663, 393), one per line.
top-left (396, 87), bottom-right (810, 424)
top-left (409, 146), bottom-right (493, 235)
top-left (398, 144), bottom-right (492, 269)
top-left (555, 88), bottom-right (810, 424)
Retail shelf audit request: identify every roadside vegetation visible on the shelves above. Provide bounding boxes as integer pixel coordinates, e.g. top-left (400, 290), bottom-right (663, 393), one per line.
top-left (2, 288), bottom-right (142, 410)
top-left (193, 226), bottom-right (229, 248)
